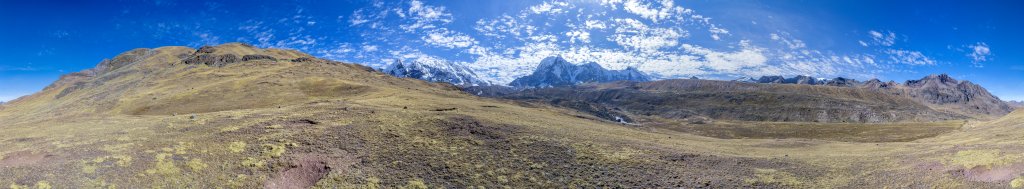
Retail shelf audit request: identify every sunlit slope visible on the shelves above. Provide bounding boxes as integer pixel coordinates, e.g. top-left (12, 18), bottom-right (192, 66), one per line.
top-left (2, 44), bottom-right (811, 188)
top-left (0, 43), bottom-right (453, 121)
top-left (1, 43), bottom-right (1022, 188)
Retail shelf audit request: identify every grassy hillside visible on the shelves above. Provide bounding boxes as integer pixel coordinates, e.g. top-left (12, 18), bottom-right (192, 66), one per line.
top-left (1, 44), bottom-right (1023, 188)
top-left (494, 79), bottom-right (965, 124)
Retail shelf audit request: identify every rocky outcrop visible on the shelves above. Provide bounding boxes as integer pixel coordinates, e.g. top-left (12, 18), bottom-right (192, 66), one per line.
top-left (242, 54), bottom-right (277, 61)
top-left (181, 43), bottom-right (297, 67)
top-left (94, 48), bottom-right (153, 74)
top-left (883, 74), bottom-right (1013, 117)
top-left (291, 57), bottom-right (315, 62)
top-left (757, 76), bottom-right (786, 83)
top-left (182, 54), bottom-right (238, 67)
top-left (181, 46), bottom-right (241, 67)
top-left (509, 56), bottom-right (650, 88)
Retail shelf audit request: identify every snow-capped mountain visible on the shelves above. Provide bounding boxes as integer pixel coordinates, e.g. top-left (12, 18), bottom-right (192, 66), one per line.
top-left (509, 56), bottom-right (651, 88)
top-left (382, 59), bottom-right (491, 86)
top-left (749, 75), bottom-right (854, 86)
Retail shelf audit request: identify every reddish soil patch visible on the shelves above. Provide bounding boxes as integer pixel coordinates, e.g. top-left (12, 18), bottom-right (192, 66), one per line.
top-left (925, 161), bottom-right (1024, 183)
top-left (265, 153), bottom-right (356, 189)
top-left (960, 163), bottom-right (1024, 182)
top-left (0, 151), bottom-right (52, 167)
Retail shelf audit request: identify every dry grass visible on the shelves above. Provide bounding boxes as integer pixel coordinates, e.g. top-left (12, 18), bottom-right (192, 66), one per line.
top-left (1, 44), bottom-right (1023, 188)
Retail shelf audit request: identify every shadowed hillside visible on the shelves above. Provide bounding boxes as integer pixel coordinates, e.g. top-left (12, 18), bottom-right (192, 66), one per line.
top-left (487, 79), bottom-right (966, 123)
top-left (2, 44), bottom-right (1024, 188)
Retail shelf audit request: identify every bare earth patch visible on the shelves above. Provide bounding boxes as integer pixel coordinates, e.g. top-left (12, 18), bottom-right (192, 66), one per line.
top-left (0, 151), bottom-right (52, 168)
top-left (265, 153), bottom-right (356, 189)
top-left (958, 163), bottom-right (1024, 182)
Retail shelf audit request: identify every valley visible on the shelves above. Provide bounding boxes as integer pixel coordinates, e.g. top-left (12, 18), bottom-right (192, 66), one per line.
top-left (1, 44), bottom-right (1023, 188)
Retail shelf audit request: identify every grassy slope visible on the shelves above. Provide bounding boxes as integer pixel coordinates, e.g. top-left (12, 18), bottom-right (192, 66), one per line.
top-left (1, 44), bottom-right (1023, 188)
top-left (501, 79), bottom-right (966, 124)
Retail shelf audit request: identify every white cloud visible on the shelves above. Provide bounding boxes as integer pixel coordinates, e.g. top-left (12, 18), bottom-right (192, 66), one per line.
top-left (868, 30), bottom-right (896, 46)
top-left (422, 29), bottom-right (477, 48)
top-left (565, 30), bottom-right (590, 43)
top-left (349, 9), bottom-right (370, 26)
top-left (709, 27), bottom-right (728, 40)
top-left (400, 0), bottom-right (453, 32)
top-left (310, 0), bottom-right (943, 85)
top-left (610, 18), bottom-right (685, 52)
top-left (529, 1), bottom-right (568, 15)
top-left (528, 34), bottom-right (558, 42)
top-left (474, 14), bottom-right (535, 40)
top-left (363, 45), bottom-right (379, 52)
top-left (584, 20), bottom-right (607, 29)
top-left (620, 0), bottom-right (685, 23)
top-left (769, 32), bottom-right (805, 49)
top-left (317, 43), bottom-right (356, 61)
top-left (682, 41), bottom-right (768, 73)
top-left (885, 49), bottom-right (935, 65)
top-left (967, 42), bottom-right (990, 66)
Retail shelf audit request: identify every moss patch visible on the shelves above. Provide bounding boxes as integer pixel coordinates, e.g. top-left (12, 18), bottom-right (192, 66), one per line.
top-left (145, 153), bottom-right (181, 175)
top-left (745, 168), bottom-right (804, 187)
top-left (187, 158), bottom-right (208, 171)
top-left (229, 141), bottom-right (246, 153)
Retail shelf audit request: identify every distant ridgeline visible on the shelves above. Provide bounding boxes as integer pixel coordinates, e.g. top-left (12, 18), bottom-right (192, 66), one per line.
top-left (380, 56), bottom-right (651, 88)
top-left (467, 73), bottom-right (1012, 124)
top-left (376, 53), bottom-right (1011, 123)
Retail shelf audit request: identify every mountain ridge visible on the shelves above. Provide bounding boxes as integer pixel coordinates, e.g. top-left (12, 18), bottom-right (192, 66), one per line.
top-left (382, 59), bottom-right (491, 86)
top-left (508, 56), bottom-right (651, 88)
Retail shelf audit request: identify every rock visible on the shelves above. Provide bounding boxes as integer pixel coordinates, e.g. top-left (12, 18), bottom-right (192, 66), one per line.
top-left (196, 46), bottom-right (217, 53)
top-left (242, 54), bottom-right (277, 61)
top-left (685, 116), bottom-right (712, 124)
top-left (182, 54), bottom-right (239, 67)
top-left (784, 75), bottom-right (820, 85)
top-left (824, 77), bottom-right (859, 87)
top-left (756, 76), bottom-right (785, 83)
top-left (291, 57), bottom-right (315, 62)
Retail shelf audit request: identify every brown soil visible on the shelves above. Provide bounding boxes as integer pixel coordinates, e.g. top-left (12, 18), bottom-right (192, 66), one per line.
top-left (0, 151), bottom-right (51, 168)
top-left (958, 163), bottom-right (1024, 182)
top-left (265, 153), bottom-right (355, 189)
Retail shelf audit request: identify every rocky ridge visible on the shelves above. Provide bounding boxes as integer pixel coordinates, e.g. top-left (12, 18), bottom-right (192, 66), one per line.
top-left (382, 59), bottom-right (491, 86)
top-left (508, 56), bottom-right (650, 88)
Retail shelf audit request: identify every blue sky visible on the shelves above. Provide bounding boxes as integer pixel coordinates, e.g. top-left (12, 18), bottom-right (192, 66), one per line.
top-left (1, 0), bottom-right (1022, 102)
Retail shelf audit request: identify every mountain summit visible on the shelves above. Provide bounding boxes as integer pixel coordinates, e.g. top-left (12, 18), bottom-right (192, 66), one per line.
top-left (509, 56), bottom-right (650, 88)
top-left (382, 59), bottom-right (490, 86)
top-left (748, 74), bottom-right (1012, 118)
top-left (887, 74), bottom-right (1013, 117)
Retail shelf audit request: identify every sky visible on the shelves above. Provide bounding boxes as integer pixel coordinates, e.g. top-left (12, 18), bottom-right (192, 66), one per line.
top-left (1, 0), bottom-right (1023, 102)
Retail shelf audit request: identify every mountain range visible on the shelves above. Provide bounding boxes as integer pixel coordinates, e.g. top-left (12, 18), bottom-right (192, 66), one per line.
top-left (3, 44), bottom-right (1024, 188)
top-left (382, 59), bottom-right (491, 86)
top-left (381, 56), bottom-right (651, 88)
top-left (508, 56), bottom-right (651, 88)
top-left (746, 74), bottom-right (1013, 118)
top-left (475, 74), bottom-right (1011, 124)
